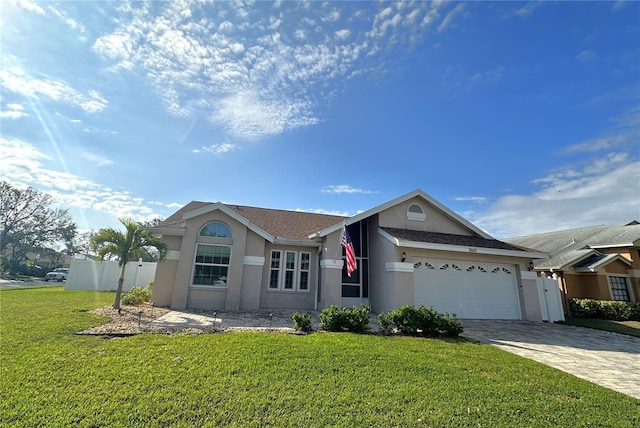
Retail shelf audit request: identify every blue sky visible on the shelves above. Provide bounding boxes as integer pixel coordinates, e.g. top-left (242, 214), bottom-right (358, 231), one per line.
top-left (1, 0), bottom-right (638, 238)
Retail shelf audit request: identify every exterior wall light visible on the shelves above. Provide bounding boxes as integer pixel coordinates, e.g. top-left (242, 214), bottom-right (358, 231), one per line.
top-left (401, 251), bottom-right (407, 262)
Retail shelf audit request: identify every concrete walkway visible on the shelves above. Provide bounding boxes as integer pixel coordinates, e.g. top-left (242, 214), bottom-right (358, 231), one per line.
top-left (149, 309), bottom-right (381, 332)
top-left (149, 310), bottom-right (306, 331)
top-left (461, 320), bottom-right (640, 400)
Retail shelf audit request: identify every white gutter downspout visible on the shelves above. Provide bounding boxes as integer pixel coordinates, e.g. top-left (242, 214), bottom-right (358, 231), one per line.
top-left (315, 246), bottom-right (322, 311)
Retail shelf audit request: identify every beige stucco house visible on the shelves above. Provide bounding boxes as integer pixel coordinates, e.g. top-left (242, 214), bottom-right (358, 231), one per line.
top-left (507, 221), bottom-right (640, 313)
top-left (151, 190), bottom-right (556, 320)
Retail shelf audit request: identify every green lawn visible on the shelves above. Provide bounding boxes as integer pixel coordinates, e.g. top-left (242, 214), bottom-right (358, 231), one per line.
top-left (1, 288), bottom-right (638, 427)
top-left (562, 317), bottom-right (640, 338)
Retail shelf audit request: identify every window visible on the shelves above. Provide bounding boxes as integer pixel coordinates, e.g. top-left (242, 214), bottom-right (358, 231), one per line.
top-left (269, 251), bottom-right (281, 289)
top-left (299, 252), bottom-right (310, 290)
top-left (341, 220), bottom-right (369, 298)
top-left (439, 263), bottom-right (461, 271)
top-left (407, 203), bottom-right (426, 221)
top-left (268, 250), bottom-right (311, 292)
top-left (609, 276), bottom-right (631, 302)
top-left (199, 221), bottom-right (232, 238)
top-left (193, 244), bottom-right (230, 287)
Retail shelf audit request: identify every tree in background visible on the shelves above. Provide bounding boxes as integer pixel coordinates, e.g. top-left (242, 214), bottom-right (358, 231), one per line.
top-left (91, 218), bottom-right (167, 309)
top-left (0, 181), bottom-right (77, 274)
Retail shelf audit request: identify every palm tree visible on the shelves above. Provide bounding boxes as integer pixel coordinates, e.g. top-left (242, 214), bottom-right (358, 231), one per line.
top-left (91, 218), bottom-right (167, 310)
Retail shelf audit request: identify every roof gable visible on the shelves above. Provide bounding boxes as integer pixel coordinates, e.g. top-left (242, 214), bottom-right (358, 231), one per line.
top-left (506, 221), bottom-right (640, 253)
top-left (156, 201), bottom-right (347, 241)
top-left (507, 221), bottom-right (640, 271)
top-left (574, 253), bottom-right (632, 272)
top-left (313, 189), bottom-right (492, 239)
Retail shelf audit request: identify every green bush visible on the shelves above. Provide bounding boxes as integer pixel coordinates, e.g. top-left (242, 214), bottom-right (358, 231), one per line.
top-left (378, 305), bottom-right (463, 337)
top-left (319, 305), bottom-right (370, 333)
top-left (569, 298), bottom-right (640, 321)
top-left (291, 312), bottom-right (313, 333)
top-left (122, 281), bottom-right (154, 306)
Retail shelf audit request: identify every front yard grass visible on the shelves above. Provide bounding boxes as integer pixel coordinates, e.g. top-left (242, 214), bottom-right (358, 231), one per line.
top-left (562, 317), bottom-right (640, 338)
top-left (1, 287), bottom-right (638, 427)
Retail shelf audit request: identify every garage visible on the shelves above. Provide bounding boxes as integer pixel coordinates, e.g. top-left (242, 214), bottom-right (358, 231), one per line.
top-left (413, 258), bottom-right (521, 319)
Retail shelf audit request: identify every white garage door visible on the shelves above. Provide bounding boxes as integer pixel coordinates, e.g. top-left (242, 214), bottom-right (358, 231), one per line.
top-left (413, 258), bottom-right (521, 320)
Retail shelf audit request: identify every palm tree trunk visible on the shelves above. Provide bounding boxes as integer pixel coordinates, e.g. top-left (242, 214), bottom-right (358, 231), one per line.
top-left (113, 264), bottom-right (127, 309)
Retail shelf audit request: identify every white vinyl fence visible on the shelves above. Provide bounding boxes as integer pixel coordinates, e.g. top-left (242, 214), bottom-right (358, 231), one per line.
top-left (64, 258), bottom-right (157, 292)
top-left (537, 274), bottom-right (565, 322)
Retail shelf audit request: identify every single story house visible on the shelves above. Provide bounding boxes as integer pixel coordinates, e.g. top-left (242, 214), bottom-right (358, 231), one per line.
top-left (151, 189), bottom-right (554, 320)
top-left (506, 221), bottom-right (640, 309)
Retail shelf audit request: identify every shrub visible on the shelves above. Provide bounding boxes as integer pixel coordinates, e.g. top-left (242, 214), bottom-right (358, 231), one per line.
top-left (291, 312), bottom-right (313, 333)
top-left (569, 298), bottom-right (640, 321)
top-left (122, 280), bottom-right (154, 306)
top-left (319, 305), bottom-right (370, 333)
top-left (378, 305), bottom-right (463, 337)
top-left (631, 303), bottom-right (640, 321)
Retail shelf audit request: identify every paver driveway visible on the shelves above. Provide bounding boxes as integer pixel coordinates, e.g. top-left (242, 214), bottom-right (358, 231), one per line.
top-left (461, 320), bottom-right (640, 399)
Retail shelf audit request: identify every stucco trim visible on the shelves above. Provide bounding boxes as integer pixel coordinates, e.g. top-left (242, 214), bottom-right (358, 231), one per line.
top-left (520, 271), bottom-right (538, 280)
top-left (385, 262), bottom-right (414, 273)
top-left (320, 259), bottom-right (344, 269)
top-left (151, 227), bottom-right (186, 236)
top-left (243, 256), bottom-right (265, 266)
top-left (166, 250), bottom-right (181, 261)
top-left (273, 238), bottom-right (322, 247)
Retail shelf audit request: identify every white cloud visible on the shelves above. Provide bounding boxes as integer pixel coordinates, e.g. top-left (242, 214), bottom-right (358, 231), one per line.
top-left (48, 5), bottom-right (86, 33)
top-left (577, 50), bottom-right (596, 62)
top-left (192, 142), bottom-right (239, 155)
top-left (0, 103), bottom-right (28, 119)
top-left (294, 208), bottom-right (350, 217)
top-left (0, 137), bottom-right (163, 227)
top-left (321, 185), bottom-right (377, 194)
top-left (438, 3), bottom-right (464, 33)
top-left (469, 66), bottom-right (504, 86)
top-left (562, 106), bottom-right (638, 153)
top-left (514, 2), bottom-right (541, 17)
top-left (454, 196), bottom-right (487, 203)
top-left (91, 2), bottom-right (464, 140)
top-left (335, 29), bottom-right (351, 40)
top-left (12, 0), bottom-right (44, 14)
top-left (470, 154), bottom-right (640, 238)
top-left (213, 90), bottom-right (318, 138)
top-left (0, 67), bottom-right (107, 113)
top-left (82, 152), bottom-right (115, 167)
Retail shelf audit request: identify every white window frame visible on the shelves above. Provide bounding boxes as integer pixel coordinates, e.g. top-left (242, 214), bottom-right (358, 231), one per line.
top-left (268, 250), bottom-right (311, 292)
top-left (191, 243), bottom-right (231, 288)
top-left (407, 203), bottom-right (426, 221)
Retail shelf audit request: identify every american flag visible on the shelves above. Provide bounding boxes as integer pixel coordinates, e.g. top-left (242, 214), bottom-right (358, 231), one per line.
top-left (340, 225), bottom-right (357, 277)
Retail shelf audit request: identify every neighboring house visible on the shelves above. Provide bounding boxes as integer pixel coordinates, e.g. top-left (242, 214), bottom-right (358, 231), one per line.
top-left (506, 221), bottom-right (640, 310)
top-left (151, 189), bottom-right (557, 320)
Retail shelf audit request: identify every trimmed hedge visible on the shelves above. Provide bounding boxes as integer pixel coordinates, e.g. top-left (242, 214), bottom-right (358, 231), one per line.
top-left (377, 305), bottom-right (463, 337)
top-left (319, 305), bottom-right (370, 333)
top-left (291, 312), bottom-right (313, 333)
top-left (569, 298), bottom-right (640, 321)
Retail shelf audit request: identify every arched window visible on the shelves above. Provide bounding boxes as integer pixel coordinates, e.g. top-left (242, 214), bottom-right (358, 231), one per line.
top-left (199, 221), bottom-right (232, 238)
top-left (407, 203), bottom-right (426, 221)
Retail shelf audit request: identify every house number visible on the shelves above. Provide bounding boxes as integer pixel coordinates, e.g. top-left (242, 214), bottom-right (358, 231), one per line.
top-left (468, 248), bottom-right (477, 253)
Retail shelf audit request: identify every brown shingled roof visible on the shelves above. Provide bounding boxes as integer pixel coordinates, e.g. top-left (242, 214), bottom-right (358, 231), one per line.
top-left (157, 202), bottom-right (347, 240)
top-left (381, 227), bottom-right (525, 252)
